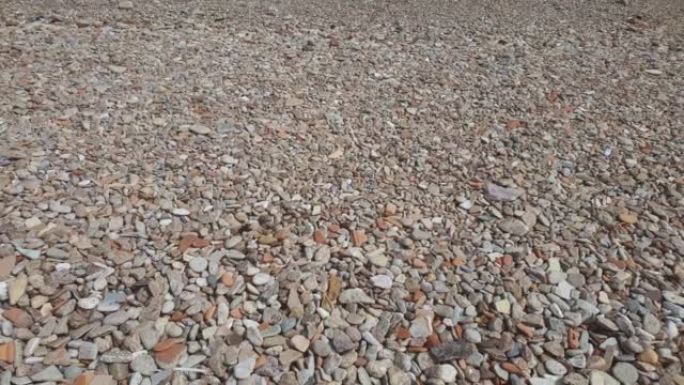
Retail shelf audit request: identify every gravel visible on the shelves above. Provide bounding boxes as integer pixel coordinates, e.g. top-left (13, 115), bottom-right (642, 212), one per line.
top-left (0, 0), bottom-right (683, 384)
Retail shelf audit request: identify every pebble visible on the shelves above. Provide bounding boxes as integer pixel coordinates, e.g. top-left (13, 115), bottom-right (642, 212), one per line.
top-left (611, 362), bottom-right (639, 385)
top-left (188, 257), bottom-right (208, 272)
top-left (234, 356), bottom-right (256, 379)
top-left (290, 335), bottom-right (310, 352)
top-left (338, 288), bottom-right (374, 304)
top-left (430, 340), bottom-right (474, 362)
top-left (31, 366), bottom-right (64, 382)
top-left (131, 354), bottom-right (157, 376)
top-left (370, 275), bottom-right (393, 289)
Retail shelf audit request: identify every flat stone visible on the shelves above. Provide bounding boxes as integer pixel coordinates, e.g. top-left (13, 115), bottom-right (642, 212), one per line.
top-left (485, 183), bottom-right (524, 201)
top-left (131, 354), bottom-right (157, 375)
top-left (189, 124), bottom-right (212, 135)
top-left (590, 370), bottom-right (620, 385)
top-left (31, 366), bottom-right (64, 382)
top-left (290, 335), bottom-right (310, 352)
top-left (338, 288), bottom-right (374, 304)
top-left (78, 342), bottom-right (98, 361)
top-left (370, 275), bottom-right (393, 289)
top-left (430, 340), bottom-right (474, 362)
top-left (611, 362), bottom-right (638, 385)
top-left (188, 257), bottom-right (208, 272)
top-left (234, 356), bottom-right (256, 379)
top-left (499, 218), bottom-right (529, 236)
top-left (545, 358), bottom-right (567, 375)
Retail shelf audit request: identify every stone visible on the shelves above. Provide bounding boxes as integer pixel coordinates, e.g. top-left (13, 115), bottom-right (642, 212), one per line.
top-left (611, 362), bottom-right (638, 385)
top-left (545, 359), bottom-right (567, 375)
top-left (370, 275), bottom-right (393, 289)
top-left (564, 373), bottom-right (589, 385)
top-left (338, 288), bottom-right (374, 304)
top-left (189, 124), bottom-right (212, 135)
top-left (234, 356), bottom-right (256, 379)
top-left (430, 340), bottom-right (474, 362)
top-left (290, 335), bottom-right (310, 352)
top-left (590, 370), bottom-right (620, 385)
top-left (332, 330), bottom-right (355, 352)
top-left (131, 354), bottom-right (157, 375)
top-left (499, 218), bottom-right (529, 235)
top-left (78, 342), bottom-right (98, 361)
top-left (188, 257), bottom-right (208, 272)
top-left (31, 366), bottom-right (64, 382)
top-left (485, 183), bottom-right (524, 201)
top-left (118, 0), bottom-right (134, 10)
top-left (432, 364), bottom-right (457, 382)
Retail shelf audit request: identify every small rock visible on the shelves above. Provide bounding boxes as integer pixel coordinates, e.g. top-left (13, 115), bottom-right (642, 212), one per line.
top-left (131, 354), bottom-right (157, 375)
top-left (252, 273), bottom-right (272, 285)
top-left (188, 257), bottom-right (208, 272)
top-left (431, 364), bottom-right (457, 382)
top-left (118, 0), bottom-right (134, 9)
top-left (189, 124), bottom-right (212, 135)
top-left (485, 183), bottom-right (524, 201)
top-left (172, 208), bottom-right (190, 216)
top-left (545, 359), bottom-right (567, 375)
top-left (31, 366), bottom-right (64, 382)
top-left (78, 342), bottom-right (98, 361)
top-left (234, 356), bottom-right (255, 379)
top-left (370, 275), bottom-right (393, 289)
top-left (430, 340), bottom-right (474, 362)
top-left (590, 370), bottom-right (620, 385)
top-left (499, 218), bottom-right (529, 236)
top-left (339, 288), bottom-right (373, 304)
top-left (564, 373), bottom-right (589, 385)
top-left (290, 335), bottom-right (310, 352)
top-left (611, 362), bottom-right (639, 385)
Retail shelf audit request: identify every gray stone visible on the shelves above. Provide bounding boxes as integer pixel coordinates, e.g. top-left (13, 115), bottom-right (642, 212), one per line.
top-left (31, 366), bottom-right (64, 382)
top-left (430, 340), bottom-right (474, 362)
top-left (545, 359), bottom-right (567, 375)
top-left (339, 288), bottom-right (374, 304)
top-left (131, 354), bottom-right (157, 375)
top-left (611, 362), bottom-right (639, 385)
top-left (234, 356), bottom-right (256, 379)
top-left (332, 330), bottom-right (355, 352)
top-left (485, 183), bottom-right (524, 201)
top-left (188, 257), bottom-right (208, 272)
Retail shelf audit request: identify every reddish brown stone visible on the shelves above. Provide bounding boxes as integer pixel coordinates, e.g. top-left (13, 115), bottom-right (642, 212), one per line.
top-left (2, 308), bottom-right (32, 328)
top-left (0, 341), bottom-right (15, 363)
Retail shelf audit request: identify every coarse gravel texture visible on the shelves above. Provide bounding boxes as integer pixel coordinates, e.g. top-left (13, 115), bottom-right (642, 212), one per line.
top-left (1, 0), bottom-right (683, 385)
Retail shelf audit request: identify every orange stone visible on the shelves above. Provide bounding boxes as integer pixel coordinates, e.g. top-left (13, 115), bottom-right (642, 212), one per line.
top-left (517, 323), bottom-right (535, 338)
top-left (154, 338), bottom-right (184, 352)
top-left (385, 203), bottom-right (397, 216)
top-left (262, 253), bottom-right (274, 263)
top-left (451, 257), bottom-right (466, 267)
top-left (204, 305), bottom-right (216, 322)
top-left (567, 328), bottom-right (580, 349)
top-left (2, 308), bottom-right (32, 328)
top-left (0, 341), bottom-right (15, 363)
top-left (396, 327), bottom-right (411, 339)
top-left (255, 355), bottom-right (268, 368)
top-left (376, 218), bottom-right (389, 230)
top-left (412, 259), bottom-right (427, 268)
top-left (170, 311), bottom-right (185, 322)
top-left (351, 230), bottom-right (367, 247)
top-left (154, 342), bottom-right (185, 365)
top-left (313, 230), bottom-right (326, 244)
top-left (221, 272), bottom-right (235, 287)
top-left (230, 307), bottom-right (243, 319)
top-left (424, 333), bottom-right (441, 349)
top-left (501, 362), bottom-right (523, 375)
top-left (73, 371), bottom-right (95, 385)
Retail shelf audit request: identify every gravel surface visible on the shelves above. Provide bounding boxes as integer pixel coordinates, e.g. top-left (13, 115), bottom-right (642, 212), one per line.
top-left (1, 1), bottom-right (683, 384)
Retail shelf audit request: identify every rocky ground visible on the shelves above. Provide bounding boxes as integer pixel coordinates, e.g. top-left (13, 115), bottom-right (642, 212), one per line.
top-left (1, 0), bottom-right (683, 385)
